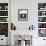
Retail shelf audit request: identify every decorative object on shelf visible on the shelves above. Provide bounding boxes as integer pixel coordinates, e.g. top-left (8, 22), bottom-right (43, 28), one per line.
top-left (38, 11), bottom-right (46, 16)
top-left (0, 23), bottom-right (8, 37)
top-left (41, 11), bottom-right (46, 16)
top-left (0, 17), bottom-right (8, 22)
top-left (29, 25), bottom-right (35, 30)
top-left (38, 3), bottom-right (46, 10)
top-left (0, 23), bottom-right (8, 30)
top-left (39, 29), bottom-right (46, 37)
top-left (38, 23), bottom-right (46, 28)
top-left (38, 17), bottom-right (42, 22)
top-left (40, 8), bottom-right (44, 10)
top-left (18, 9), bottom-right (28, 21)
top-left (38, 17), bottom-right (46, 22)
top-left (42, 12), bottom-right (45, 15)
top-left (5, 6), bottom-right (8, 10)
top-left (1, 4), bottom-right (5, 10)
top-left (0, 6), bottom-right (1, 10)
top-left (0, 11), bottom-right (8, 16)
top-left (11, 23), bottom-right (16, 30)
top-left (0, 3), bottom-right (8, 10)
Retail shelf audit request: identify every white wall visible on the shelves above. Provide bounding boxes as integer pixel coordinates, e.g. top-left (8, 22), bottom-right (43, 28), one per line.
top-left (11, 0), bottom-right (46, 46)
top-left (11, 0), bottom-right (46, 30)
top-left (11, 0), bottom-right (38, 30)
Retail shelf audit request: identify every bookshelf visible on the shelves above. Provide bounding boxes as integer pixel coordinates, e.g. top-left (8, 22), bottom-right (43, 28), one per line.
top-left (0, 3), bottom-right (8, 37)
top-left (38, 3), bottom-right (46, 37)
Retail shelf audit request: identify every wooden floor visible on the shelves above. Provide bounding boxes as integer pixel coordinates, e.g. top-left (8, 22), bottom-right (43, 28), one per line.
top-left (0, 45), bottom-right (8, 46)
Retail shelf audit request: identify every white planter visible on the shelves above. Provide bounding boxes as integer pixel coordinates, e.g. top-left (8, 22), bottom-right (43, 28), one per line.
top-left (21, 40), bottom-right (25, 46)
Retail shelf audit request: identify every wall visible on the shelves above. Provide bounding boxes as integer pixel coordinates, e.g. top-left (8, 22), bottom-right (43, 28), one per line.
top-left (11, 0), bottom-right (38, 30)
top-left (11, 0), bottom-right (46, 30)
top-left (11, 0), bottom-right (46, 46)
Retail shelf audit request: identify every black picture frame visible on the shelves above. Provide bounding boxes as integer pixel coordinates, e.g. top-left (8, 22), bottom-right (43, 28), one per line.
top-left (18, 9), bottom-right (28, 21)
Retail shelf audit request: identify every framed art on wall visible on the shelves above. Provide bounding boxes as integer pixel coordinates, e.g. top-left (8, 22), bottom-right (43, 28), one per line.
top-left (18, 9), bottom-right (28, 21)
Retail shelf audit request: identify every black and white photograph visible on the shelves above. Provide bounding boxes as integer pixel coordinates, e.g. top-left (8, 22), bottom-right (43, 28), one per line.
top-left (18, 9), bottom-right (28, 21)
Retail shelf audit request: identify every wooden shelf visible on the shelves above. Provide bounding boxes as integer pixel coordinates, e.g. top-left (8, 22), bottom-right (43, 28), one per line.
top-left (38, 16), bottom-right (46, 17)
top-left (0, 10), bottom-right (8, 11)
top-left (38, 10), bottom-right (46, 11)
top-left (0, 22), bottom-right (8, 23)
top-left (38, 28), bottom-right (46, 29)
top-left (38, 22), bottom-right (46, 23)
top-left (0, 16), bottom-right (8, 17)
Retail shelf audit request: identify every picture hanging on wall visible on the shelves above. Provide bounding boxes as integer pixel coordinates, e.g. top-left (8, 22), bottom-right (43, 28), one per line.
top-left (18, 9), bottom-right (28, 21)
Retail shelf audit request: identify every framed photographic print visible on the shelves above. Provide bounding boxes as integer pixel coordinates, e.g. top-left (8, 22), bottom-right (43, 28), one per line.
top-left (18, 9), bottom-right (28, 21)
